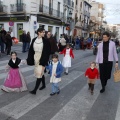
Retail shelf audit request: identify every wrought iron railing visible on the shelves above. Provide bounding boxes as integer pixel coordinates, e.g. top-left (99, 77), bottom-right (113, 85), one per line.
top-left (64, 0), bottom-right (74, 7)
top-left (10, 3), bottom-right (26, 12)
top-left (39, 4), bottom-right (63, 18)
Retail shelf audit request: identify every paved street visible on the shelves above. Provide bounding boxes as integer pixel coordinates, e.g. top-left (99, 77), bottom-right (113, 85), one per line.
top-left (0, 44), bottom-right (120, 120)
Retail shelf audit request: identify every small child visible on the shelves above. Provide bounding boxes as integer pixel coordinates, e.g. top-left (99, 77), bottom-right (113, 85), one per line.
top-left (60, 43), bottom-right (74, 75)
top-left (1, 51), bottom-right (27, 92)
top-left (85, 62), bottom-right (99, 95)
top-left (47, 54), bottom-right (63, 96)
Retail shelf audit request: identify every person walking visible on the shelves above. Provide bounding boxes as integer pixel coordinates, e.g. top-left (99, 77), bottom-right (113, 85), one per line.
top-left (5, 31), bottom-right (12, 55)
top-left (26, 28), bottom-right (51, 95)
top-left (60, 43), bottom-right (74, 75)
top-left (85, 62), bottom-right (99, 95)
top-left (22, 31), bottom-right (27, 53)
top-left (59, 35), bottom-right (66, 52)
top-left (96, 32), bottom-right (119, 93)
top-left (1, 51), bottom-right (27, 92)
top-left (75, 36), bottom-right (80, 50)
top-left (0, 28), bottom-right (7, 53)
top-left (26, 32), bottom-right (31, 51)
top-left (47, 54), bottom-right (63, 96)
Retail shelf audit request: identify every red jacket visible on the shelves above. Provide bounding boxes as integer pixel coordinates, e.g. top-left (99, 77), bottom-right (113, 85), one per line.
top-left (60, 48), bottom-right (74, 59)
top-left (85, 68), bottom-right (99, 79)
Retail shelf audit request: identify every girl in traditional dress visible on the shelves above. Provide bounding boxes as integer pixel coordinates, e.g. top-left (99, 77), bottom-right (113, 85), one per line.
top-left (47, 54), bottom-right (63, 96)
top-left (60, 43), bottom-right (74, 75)
top-left (1, 51), bottom-right (27, 92)
top-left (85, 62), bottom-right (99, 95)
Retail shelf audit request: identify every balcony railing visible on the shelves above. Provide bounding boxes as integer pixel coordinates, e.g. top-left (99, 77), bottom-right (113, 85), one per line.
top-left (0, 5), bottom-right (7, 13)
top-left (64, 0), bottom-right (74, 7)
top-left (10, 3), bottom-right (26, 13)
top-left (84, 11), bottom-right (90, 17)
top-left (39, 4), bottom-right (63, 18)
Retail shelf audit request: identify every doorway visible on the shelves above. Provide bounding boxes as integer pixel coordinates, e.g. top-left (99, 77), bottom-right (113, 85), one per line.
top-left (17, 23), bottom-right (23, 42)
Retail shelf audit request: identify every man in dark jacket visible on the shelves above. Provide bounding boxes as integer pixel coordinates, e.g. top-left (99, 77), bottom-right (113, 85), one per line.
top-left (6, 31), bottom-right (12, 55)
top-left (0, 28), bottom-right (7, 53)
top-left (22, 30), bottom-right (27, 52)
top-left (47, 31), bottom-right (58, 55)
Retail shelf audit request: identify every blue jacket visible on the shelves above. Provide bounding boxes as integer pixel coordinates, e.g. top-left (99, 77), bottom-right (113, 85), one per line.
top-left (47, 61), bottom-right (63, 78)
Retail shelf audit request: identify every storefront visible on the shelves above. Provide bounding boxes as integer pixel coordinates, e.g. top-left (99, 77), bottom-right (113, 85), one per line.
top-left (0, 15), bottom-right (29, 41)
top-left (37, 15), bottom-right (63, 41)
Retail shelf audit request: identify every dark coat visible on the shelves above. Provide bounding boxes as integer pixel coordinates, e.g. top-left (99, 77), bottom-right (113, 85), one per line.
top-left (48, 37), bottom-right (58, 54)
top-left (26, 34), bottom-right (31, 43)
top-left (26, 37), bottom-right (51, 67)
top-left (22, 33), bottom-right (27, 42)
top-left (6, 34), bottom-right (12, 46)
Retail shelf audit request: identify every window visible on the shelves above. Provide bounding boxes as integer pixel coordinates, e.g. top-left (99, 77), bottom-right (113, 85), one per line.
top-left (0, 24), bottom-right (4, 30)
top-left (80, 15), bottom-right (81, 21)
top-left (57, 2), bottom-right (60, 17)
top-left (17, 0), bottom-right (23, 5)
top-left (80, 2), bottom-right (82, 8)
top-left (76, 0), bottom-right (77, 5)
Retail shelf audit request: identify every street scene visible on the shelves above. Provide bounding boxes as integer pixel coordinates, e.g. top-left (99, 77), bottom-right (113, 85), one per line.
top-left (0, 0), bottom-right (120, 120)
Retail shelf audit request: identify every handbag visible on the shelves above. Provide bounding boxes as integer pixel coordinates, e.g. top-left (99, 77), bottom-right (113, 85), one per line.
top-left (114, 67), bottom-right (120, 82)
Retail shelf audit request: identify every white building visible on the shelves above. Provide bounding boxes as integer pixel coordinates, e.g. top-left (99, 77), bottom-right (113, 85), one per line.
top-left (0, 0), bottom-right (73, 41)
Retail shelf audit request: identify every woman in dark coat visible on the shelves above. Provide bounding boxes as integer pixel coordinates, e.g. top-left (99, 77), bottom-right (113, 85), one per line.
top-left (96, 32), bottom-right (118, 93)
top-left (5, 32), bottom-right (12, 55)
top-left (26, 28), bottom-right (51, 95)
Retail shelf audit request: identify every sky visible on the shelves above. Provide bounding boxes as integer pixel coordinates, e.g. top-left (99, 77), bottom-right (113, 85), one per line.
top-left (95, 0), bottom-right (120, 24)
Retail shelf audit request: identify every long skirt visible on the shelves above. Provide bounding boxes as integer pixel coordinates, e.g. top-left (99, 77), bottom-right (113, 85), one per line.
top-left (2, 68), bottom-right (28, 92)
top-left (99, 62), bottom-right (113, 81)
top-left (62, 55), bottom-right (71, 68)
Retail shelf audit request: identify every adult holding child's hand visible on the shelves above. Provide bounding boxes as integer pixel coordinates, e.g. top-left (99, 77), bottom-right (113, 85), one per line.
top-left (96, 32), bottom-right (119, 93)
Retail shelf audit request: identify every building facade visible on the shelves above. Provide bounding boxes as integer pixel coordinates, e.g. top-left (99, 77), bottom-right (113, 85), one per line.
top-left (0, 0), bottom-right (74, 42)
top-left (90, 1), bottom-right (105, 38)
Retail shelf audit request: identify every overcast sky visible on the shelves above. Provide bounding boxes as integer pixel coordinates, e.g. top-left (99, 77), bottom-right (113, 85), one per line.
top-left (95, 0), bottom-right (120, 24)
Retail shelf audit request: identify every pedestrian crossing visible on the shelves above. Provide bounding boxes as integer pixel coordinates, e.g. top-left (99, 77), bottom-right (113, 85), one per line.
top-left (0, 52), bottom-right (120, 120)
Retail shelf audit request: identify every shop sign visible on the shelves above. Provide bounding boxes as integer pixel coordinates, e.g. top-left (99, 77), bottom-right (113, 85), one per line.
top-left (37, 16), bottom-right (62, 26)
top-left (0, 16), bottom-right (29, 22)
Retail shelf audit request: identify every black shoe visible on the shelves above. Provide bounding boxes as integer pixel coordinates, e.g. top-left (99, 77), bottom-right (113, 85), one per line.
top-left (91, 91), bottom-right (94, 95)
top-left (50, 93), bottom-right (56, 96)
top-left (48, 71), bottom-right (50, 74)
top-left (57, 90), bottom-right (60, 95)
top-left (39, 86), bottom-right (46, 90)
top-left (29, 90), bottom-right (36, 95)
top-left (100, 88), bottom-right (105, 93)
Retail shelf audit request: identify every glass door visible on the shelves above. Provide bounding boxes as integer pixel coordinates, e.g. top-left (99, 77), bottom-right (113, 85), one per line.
top-left (17, 23), bottom-right (23, 42)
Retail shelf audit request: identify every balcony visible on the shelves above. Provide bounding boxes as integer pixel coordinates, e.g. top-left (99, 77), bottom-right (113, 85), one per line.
top-left (64, 0), bottom-right (74, 7)
top-left (10, 3), bottom-right (26, 14)
top-left (39, 4), bottom-right (63, 19)
top-left (84, 11), bottom-right (90, 17)
top-left (0, 5), bottom-right (7, 15)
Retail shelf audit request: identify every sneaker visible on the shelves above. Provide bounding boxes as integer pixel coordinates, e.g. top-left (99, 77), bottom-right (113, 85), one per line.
top-left (57, 90), bottom-right (60, 95)
top-left (50, 93), bottom-right (56, 96)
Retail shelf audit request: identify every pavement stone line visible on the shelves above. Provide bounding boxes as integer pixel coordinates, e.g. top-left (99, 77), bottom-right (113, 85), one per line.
top-left (50, 81), bottom-right (101, 120)
top-left (0, 71), bottom-right (84, 119)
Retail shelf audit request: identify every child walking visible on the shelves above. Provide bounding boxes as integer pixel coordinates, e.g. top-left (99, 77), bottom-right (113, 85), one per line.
top-left (1, 51), bottom-right (28, 92)
top-left (47, 54), bottom-right (63, 96)
top-left (85, 62), bottom-right (99, 95)
top-left (60, 43), bottom-right (74, 75)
